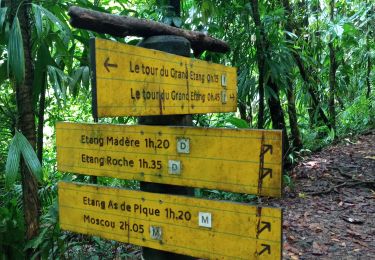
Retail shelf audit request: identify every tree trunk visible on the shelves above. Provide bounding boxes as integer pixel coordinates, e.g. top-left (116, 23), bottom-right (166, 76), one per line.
top-left (239, 101), bottom-right (247, 121)
top-left (250, 0), bottom-right (265, 129)
top-left (247, 97), bottom-right (253, 128)
top-left (282, 0), bottom-right (332, 130)
top-left (37, 72), bottom-right (46, 164)
top-left (13, 0), bottom-right (41, 255)
top-left (267, 78), bottom-right (290, 157)
top-left (329, 0), bottom-right (337, 136)
top-left (281, 0), bottom-right (303, 150)
top-left (238, 97), bottom-right (253, 126)
top-left (169, 0), bottom-right (180, 16)
top-left (286, 83), bottom-right (303, 150)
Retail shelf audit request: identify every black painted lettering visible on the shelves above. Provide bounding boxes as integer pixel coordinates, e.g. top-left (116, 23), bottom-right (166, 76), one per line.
top-left (83, 215), bottom-right (115, 229)
top-left (129, 61), bottom-right (140, 73)
top-left (120, 201), bottom-right (132, 212)
top-left (108, 200), bottom-right (118, 209)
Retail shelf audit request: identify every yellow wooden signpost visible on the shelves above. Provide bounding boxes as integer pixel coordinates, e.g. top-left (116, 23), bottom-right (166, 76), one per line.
top-left (59, 181), bottom-right (282, 260)
top-left (57, 35), bottom-right (283, 259)
top-left (90, 38), bottom-right (237, 117)
top-left (56, 121), bottom-right (283, 197)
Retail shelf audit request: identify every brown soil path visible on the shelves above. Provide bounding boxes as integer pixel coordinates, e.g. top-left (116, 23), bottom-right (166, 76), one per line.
top-left (268, 131), bottom-right (375, 259)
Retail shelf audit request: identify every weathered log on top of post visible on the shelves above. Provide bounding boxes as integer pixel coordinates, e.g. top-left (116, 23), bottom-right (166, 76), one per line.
top-left (68, 6), bottom-right (230, 55)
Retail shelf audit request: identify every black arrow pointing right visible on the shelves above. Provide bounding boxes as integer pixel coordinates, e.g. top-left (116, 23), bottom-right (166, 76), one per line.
top-left (258, 244), bottom-right (271, 256)
top-left (260, 168), bottom-right (273, 180)
top-left (257, 221), bottom-right (271, 235)
top-left (262, 144), bottom-right (273, 155)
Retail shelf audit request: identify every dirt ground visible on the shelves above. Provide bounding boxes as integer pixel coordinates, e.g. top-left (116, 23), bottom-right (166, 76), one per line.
top-left (266, 131), bottom-right (375, 259)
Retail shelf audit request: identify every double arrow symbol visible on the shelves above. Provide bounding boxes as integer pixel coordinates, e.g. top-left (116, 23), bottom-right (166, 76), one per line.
top-left (104, 57), bottom-right (118, 72)
top-left (256, 221), bottom-right (271, 256)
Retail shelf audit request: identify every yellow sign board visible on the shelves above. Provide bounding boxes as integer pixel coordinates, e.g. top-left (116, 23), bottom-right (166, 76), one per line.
top-left (90, 38), bottom-right (237, 117)
top-left (59, 181), bottom-right (282, 259)
top-left (56, 122), bottom-right (283, 197)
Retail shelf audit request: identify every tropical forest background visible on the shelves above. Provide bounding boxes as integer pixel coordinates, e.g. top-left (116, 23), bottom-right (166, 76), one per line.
top-left (0, 0), bottom-right (373, 258)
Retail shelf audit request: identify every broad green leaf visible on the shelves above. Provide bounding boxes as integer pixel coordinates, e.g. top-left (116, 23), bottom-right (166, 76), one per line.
top-left (0, 59), bottom-right (7, 86)
top-left (47, 65), bottom-right (70, 103)
top-left (0, 7), bottom-right (8, 30)
top-left (31, 4), bottom-right (71, 41)
top-left (33, 43), bottom-right (52, 106)
top-left (16, 131), bottom-right (42, 182)
top-left (47, 65), bottom-right (61, 103)
top-left (32, 5), bottom-right (43, 38)
top-left (5, 133), bottom-right (21, 188)
top-left (54, 66), bottom-right (69, 99)
top-left (226, 117), bottom-right (249, 128)
top-left (68, 67), bottom-right (83, 97)
top-left (25, 227), bottom-right (49, 250)
top-left (82, 66), bottom-right (90, 89)
top-left (7, 17), bottom-right (24, 83)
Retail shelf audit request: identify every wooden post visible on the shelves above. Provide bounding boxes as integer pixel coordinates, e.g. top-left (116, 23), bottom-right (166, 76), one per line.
top-left (138, 35), bottom-right (195, 260)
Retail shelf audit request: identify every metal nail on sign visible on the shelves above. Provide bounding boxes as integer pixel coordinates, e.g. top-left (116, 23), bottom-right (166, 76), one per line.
top-left (58, 181), bottom-right (282, 260)
top-left (56, 121), bottom-right (283, 197)
top-left (90, 38), bottom-right (237, 117)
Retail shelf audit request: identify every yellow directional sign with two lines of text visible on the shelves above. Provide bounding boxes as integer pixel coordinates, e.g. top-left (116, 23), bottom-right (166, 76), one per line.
top-left (90, 38), bottom-right (237, 117)
top-left (56, 122), bottom-right (283, 197)
top-left (59, 181), bottom-right (282, 259)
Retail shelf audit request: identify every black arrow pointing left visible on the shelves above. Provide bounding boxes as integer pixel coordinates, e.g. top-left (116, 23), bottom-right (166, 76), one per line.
top-left (104, 57), bottom-right (118, 72)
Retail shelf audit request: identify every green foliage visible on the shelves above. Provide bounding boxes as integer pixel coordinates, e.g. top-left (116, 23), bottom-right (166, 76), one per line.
top-left (31, 4), bottom-right (71, 41)
top-left (25, 201), bottom-right (60, 259)
top-left (0, 198), bottom-right (25, 259)
top-left (337, 95), bottom-right (375, 134)
top-left (5, 131), bottom-right (42, 188)
top-left (225, 117), bottom-right (250, 128)
top-left (0, 7), bottom-right (8, 30)
top-left (7, 16), bottom-right (24, 83)
top-left (283, 173), bottom-right (295, 191)
top-left (0, 0), bottom-right (374, 257)
top-left (198, 189), bottom-right (258, 203)
top-left (4, 134), bottom-right (19, 188)
top-left (0, 178), bottom-right (25, 259)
